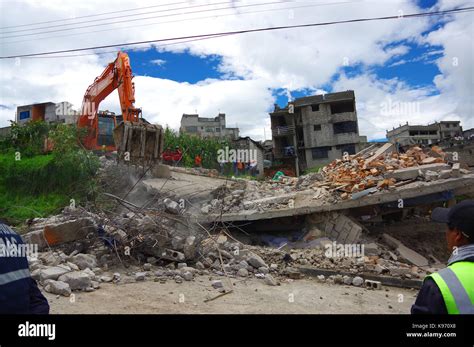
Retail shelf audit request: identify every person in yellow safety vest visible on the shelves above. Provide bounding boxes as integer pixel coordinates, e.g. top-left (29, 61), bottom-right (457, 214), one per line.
top-left (411, 200), bottom-right (474, 314)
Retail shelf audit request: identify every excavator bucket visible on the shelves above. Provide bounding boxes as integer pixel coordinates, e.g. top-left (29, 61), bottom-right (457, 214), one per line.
top-left (113, 121), bottom-right (164, 165)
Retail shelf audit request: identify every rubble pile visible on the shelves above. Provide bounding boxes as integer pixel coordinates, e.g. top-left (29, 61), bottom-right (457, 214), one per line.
top-left (202, 145), bottom-right (470, 214)
top-left (246, 243), bottom-right (430, 281)
top-left (320, 145), bottom-right (457, 200)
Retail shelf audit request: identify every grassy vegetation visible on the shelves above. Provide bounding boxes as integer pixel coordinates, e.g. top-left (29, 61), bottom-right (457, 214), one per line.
top-left (164, 127), bottom-right (230, 169)
top-left (0, 122), bottom-right (99, 225)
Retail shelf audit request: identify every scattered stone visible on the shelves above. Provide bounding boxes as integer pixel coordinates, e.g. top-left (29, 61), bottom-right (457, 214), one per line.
top-left (69, 253), bottom-right (97, 270)
top-left (163, 198), bottom-right (180, 214)
top-left (211, 280), bottom-right (223, 289)
top-left (257, 267), bottom-right (269, 274)
top-left (44, 280), bottom-right (71, 297)
top-left (100, 275), bottom-right (113, 283)
top-left (352, 276), bottom-right (364, 287)
top-left (58, 271), bottom-right (92, 291)
top-left (237, 268), bottom-right (249, 277)
top-left (343, 275), bottom-right (353, 285)
top-left (39, 266), bottom-right (71, 282)
top-left (182, 271), bottom-right (193, 281)
top-left (264, 274), bottom-right (278, 286)
top-left (135, 272), bottom-right (146, 281)
top-left (247, 253), bottom-right (267, 268)
top-left (143, 263), bottom-right (152, 271)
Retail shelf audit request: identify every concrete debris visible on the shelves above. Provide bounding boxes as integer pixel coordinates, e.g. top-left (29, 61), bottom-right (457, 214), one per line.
top-left (203, 145), bottom-right (468, 215)
top-left (44, 280), bottom-right (71, 297)
top-left (351, 276), bottom-right (364, 287)
top-left (58, 271), bottom-right (92, 291)
top-left (211, 280), bottom-right (224, 289)
top-left (237, 268), bottom-right (249, 277)
top-left (263, 274), bottom-right (278, 286)
top-left (39, 266), bottom-right (71, 282)
top-left (247, 253), bottom-right (268, 268)
top-left (382, 234), bottom-right (429, 267)
top-left (163, 198), bottom-right (180, 214)
top-left (135, 272), bottom-right (146, 281)
top-left (22, 216), bottom-right (96, 251)
top-left (69, 253), bottom-right (97, 270)
top-left (19, 152), bottom-right (466, 304)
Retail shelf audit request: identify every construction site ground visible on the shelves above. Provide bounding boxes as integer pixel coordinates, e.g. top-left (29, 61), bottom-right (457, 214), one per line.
top-left (44, 273), bottom-right (415, 314)
top-left (21, 145), bottom-right (474, 316)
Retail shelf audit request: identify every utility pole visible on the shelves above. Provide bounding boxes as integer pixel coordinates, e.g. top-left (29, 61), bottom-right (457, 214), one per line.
top-left (288, 102), bottom-right (299, 176)
top-left (292, 114), bottom-right (299, 177)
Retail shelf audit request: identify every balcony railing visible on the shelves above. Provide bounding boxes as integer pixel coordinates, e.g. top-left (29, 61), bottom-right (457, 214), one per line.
top-left (272, 124), bottom-right (295, 137)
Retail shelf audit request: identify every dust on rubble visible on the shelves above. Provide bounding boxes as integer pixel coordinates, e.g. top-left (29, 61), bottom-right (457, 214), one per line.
top-left (18, 147), bottom-right (469, 312)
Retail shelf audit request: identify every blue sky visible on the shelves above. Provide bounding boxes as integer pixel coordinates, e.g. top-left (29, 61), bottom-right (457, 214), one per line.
top-left (1, 0), bottom-right (472, 141)
top-left (122, 0), bottom-right (450, 115)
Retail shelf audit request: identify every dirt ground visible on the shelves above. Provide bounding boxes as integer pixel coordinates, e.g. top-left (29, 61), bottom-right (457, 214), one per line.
top-left (44, 275), bottom-right (417, 314)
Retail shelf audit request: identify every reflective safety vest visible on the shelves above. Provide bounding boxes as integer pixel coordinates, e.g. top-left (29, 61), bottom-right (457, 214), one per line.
top-left (426, 261), bottom-right (474, 314)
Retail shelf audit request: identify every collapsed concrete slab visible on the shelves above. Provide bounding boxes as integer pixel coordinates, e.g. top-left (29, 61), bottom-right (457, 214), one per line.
top-left (385, 163), bottom-right (450, 181)
top-left (382, 234), bottom-right (429, 267)
top-left (22, 217), bottom-right (96, 250)
top-left (202, 174), bottom-right (474, 223)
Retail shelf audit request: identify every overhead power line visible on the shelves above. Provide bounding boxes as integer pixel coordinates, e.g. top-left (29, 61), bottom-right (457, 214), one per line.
top-left (1, 7), bottom-right (472, 59)
top-left (0, 0), bottom-right (242, 35)
top-left (0, 1), bottom-right (194, 30)
top-left (1, 1), bottom-right (356, 45)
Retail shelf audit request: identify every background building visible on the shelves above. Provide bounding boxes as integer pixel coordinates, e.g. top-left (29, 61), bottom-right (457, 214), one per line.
top-left (387, 121), bottom-right (463, 146)
top-left (261, 139), bottom-right (273, 162)
top-left (270, 90), bottom-right (367, 173)
top-left (16, 101), bottom-right (78, 125)
top-left (232, 136), bottom-right (264, 177)
top-left (180, 113), bottom-right (239, 140)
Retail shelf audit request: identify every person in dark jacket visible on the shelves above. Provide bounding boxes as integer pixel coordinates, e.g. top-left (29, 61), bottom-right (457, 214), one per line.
top-left (411, 200), bottom-right (474, 314)
top-left (0, 220), bottom-right (49, 314)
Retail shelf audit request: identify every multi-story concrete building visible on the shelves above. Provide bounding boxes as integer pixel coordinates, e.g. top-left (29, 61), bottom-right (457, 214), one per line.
top-left (270, 90), bottom-right (367, 174)
top-left (463, 128), bottom-right (474, 140)
top-left (16, 101), bottom-right (78, 125)
top-left (180, 113), bottom-right (239, 140)
top-left (387, 121), bottom-right (463, 146)
top-left (437, 121), bottom-right (463, 139)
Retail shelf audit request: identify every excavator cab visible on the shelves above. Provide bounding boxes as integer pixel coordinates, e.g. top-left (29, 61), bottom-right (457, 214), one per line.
top-left (97, 111), bottom-right (117, 149)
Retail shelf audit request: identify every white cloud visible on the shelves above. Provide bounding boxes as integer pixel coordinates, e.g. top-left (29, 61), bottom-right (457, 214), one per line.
top-left (150, 59), bottom-right (166, 66)
top-left (0, 0), bottom-right (472, 142)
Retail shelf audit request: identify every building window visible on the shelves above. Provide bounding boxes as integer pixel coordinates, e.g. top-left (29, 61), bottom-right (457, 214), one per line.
top-left (185, 126), bottom-right (198, 133)
top-left (330, 101), bottom-right (354, 114)
top-left (314, 124), bottom-right (321, 131)
top-left (311, 146), bottom-right (331, 159)
top-left (19, 110), bottom-right (30, 120)
top-left (215, 127), bottom-right (221, 132)
top-left (311, 104), bottom-right (319, 112)
top-left (333, 121), bottom-right (357, 134)
top-left (446, 124), bottom-right (450, 128)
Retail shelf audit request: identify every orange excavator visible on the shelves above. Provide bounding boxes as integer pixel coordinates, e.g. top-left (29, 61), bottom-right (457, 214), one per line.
top-left (77, 51), bottom-right (163, 164)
